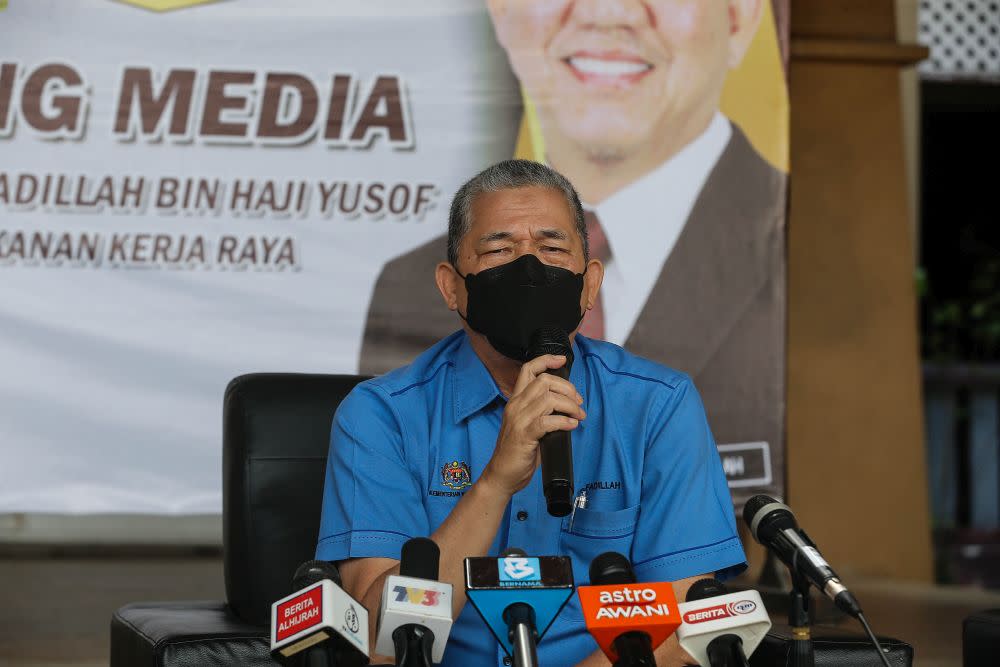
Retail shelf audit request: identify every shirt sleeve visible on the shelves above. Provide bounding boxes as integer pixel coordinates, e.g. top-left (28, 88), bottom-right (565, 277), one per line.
top-left (631, 376), bottom-right (747, 583)
top-left (316, 382), bottom-right (429, 563)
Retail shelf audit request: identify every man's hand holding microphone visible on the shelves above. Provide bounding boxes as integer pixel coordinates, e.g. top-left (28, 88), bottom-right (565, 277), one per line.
top-left (481, 351), bottom-right (584, 499)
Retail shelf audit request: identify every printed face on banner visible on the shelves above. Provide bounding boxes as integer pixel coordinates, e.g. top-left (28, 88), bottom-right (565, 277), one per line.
top-left (486, 0), bottom-right (763, 164)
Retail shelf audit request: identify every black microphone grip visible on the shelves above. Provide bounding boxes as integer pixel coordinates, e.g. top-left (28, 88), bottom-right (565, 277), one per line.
top-left (528, 327), bottom-right (575, 517)
top-left (538, 431), bottom-right (573, 518)
top-left (611, 631), bottom-right (656, 667)
top-left (391, 624), bottom-right (434, 667)
top-left (299, 647), bottom-right (337, 667)
top-left (705, 634), bottom-right (750, 667)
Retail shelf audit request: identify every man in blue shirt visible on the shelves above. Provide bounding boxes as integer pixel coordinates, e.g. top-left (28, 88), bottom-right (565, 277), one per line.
top-left (317, 159), bottom-right (746, 666)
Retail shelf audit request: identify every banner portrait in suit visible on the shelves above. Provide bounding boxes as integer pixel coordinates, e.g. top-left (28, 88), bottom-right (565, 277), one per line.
top-left (360, 0), bottom-right (789, 504)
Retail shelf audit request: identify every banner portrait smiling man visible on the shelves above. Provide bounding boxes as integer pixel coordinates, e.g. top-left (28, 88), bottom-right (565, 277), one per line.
top-left (360, 0), bottom-right (789, 503)
top-left (320, 160), bottom-right (746, 666)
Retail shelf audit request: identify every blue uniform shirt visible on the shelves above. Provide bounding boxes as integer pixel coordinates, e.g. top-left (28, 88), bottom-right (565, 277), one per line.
top-left (317, 331), bottom-right (746, 666)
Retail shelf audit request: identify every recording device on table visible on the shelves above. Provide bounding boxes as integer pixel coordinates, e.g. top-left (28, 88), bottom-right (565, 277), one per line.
top-left (576, 551), bottom-right (681, 667)
top-left (375, 537), bottom-right (454, 667)
top-left (676, 578), bottom-right (771, 667)
top-left (528, 327), bottom-right (575, 518)
top-left (270, 560), bottom-right (371, 666)
top-left (744, 494), bottom-right (893, 667)
top-left (465, 547), bottom-right (575, 667)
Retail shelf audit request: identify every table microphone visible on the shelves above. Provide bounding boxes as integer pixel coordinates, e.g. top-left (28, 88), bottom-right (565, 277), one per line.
top-left (675, 579), bottom-right (771, 667)
top-left (270, 560), bottom-right (370, 665)
top-left (743, 495), bottom-right (893, 667)
top-left (576, 551), bottom-right (681, 667)
top-left (527, 326), bottom-right (575, 517)
top-left (743, 495), bottom-right (862, 618)
top-left (375, 537), bottom-right (453, 666)
top-left (465, 548), bottom-right (574, 667)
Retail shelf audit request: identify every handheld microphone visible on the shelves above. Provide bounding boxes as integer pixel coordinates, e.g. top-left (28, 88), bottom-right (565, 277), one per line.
top-left (743, 495), bottom-right (862, 618)
top-left (527, 327), bottom-right (575, 517)
top-left (675, 579), bottom-right (771, 667)
top-left (465, 549), bottom-right (574, 667)
top-left (576, 552), bottom-right (681, 667)
top-left (270, 560), bottom-right (370, 665)
top-left (375, 537), bottom-right (453, 666)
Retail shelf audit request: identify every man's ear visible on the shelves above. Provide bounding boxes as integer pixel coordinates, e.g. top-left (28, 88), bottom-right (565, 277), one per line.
top-left (727, 0), bottom-right (765, 68)
top-left (582, 258), bottom-right (604, 311)
top-left (435, 261), bottom-right (462, 312)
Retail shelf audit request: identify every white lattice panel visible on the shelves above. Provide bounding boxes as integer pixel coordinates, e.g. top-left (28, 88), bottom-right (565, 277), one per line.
top-left (919, 0), bottom-right (1000, 76)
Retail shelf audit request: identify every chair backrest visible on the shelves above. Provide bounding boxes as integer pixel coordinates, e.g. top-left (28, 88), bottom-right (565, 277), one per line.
top-left (222, 373), bottom-right (369, 626)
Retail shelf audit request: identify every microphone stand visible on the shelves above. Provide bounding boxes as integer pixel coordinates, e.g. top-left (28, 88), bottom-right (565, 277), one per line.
top-left (504, 602), bottom-right (539, 667)
top-left (788, 572), bottom-right (815, 667)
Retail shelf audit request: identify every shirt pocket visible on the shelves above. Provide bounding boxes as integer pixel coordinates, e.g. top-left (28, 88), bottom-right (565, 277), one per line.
top-left (557, 504), bottom-right (640, 623)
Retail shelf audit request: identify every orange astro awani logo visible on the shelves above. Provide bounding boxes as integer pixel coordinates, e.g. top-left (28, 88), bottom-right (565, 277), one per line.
top-left (441, 461), bottom-right (472, 491)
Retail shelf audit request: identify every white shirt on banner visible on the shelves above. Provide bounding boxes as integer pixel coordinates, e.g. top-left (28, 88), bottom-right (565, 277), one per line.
top-left (587, 112), bottom-right (732, 346)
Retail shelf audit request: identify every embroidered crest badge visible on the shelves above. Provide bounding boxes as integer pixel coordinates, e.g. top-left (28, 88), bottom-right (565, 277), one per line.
top-left (441, 460), bottom-right (472, 490)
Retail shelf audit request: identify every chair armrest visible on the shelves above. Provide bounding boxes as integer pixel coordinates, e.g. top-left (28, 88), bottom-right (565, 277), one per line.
top-left (110, 600), bottom-right (273, 667)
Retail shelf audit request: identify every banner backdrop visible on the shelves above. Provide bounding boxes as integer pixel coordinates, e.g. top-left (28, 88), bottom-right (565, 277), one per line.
top-left (0, 0), bottom-right (787, 514)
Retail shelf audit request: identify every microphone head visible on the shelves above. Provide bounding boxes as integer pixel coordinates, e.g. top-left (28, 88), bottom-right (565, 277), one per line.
top-left (685, 578), bottom-right (728, 602)
top-left (501, 547), bottom-right (527, 558)
top-left (399, 537), bottom-right (440, 581)
top-left (589, 551), bottom-right (636, 585)
top-left (292, 559), bottom-right (341, 590)
top-left (527, 327), bottom-right (573, 370)
top-left (743, 494), bottom-right (798, 544)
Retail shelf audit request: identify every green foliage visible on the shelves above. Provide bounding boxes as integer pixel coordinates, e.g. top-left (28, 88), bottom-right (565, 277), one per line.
top-left (922, 257), bottom-right (1000, 362)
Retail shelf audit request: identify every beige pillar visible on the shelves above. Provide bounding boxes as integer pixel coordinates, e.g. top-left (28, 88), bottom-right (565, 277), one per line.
top-left (786, 0), bottom-right (933, 581)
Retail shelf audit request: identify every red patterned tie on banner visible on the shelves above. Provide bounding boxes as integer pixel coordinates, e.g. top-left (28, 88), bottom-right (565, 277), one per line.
top-left (578, 210), bottom-right (611, 340)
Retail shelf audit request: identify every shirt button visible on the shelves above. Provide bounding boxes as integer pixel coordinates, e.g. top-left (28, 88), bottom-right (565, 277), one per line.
top-left (503, 657), bottom-right (512, 666)
top-left (516, 510), bottom-right (528, 521)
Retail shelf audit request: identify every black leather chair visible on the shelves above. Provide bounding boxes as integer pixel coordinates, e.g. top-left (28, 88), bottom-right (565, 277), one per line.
top-left (111, 373), bottom-right (369, 667)
top-left (963, 609), bottom-right (1000, 667)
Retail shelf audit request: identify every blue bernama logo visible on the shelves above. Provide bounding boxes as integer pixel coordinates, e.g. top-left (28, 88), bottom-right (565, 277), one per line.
top-left (498, 557), bottom-right (541, 584)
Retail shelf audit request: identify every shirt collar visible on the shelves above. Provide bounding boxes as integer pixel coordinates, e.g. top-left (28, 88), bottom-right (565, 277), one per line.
top-left (452, 332), bottom-right (505, 423)
top-left (452, 332), bottom-right (588, 423)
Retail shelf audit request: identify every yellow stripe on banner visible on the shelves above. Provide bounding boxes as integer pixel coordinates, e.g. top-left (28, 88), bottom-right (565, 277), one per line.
top-left (514, 89), bottom-right (545, 163)
top-left (514, 2), bottom-right (789, 173)
top-left (719, 1), bottom-right (789, 172)
top-left (115, 0), bottom-right (221, 11)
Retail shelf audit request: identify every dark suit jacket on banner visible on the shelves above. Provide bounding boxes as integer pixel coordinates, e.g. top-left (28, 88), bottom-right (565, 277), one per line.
top-left (359, 126), bottom-right (786, 500)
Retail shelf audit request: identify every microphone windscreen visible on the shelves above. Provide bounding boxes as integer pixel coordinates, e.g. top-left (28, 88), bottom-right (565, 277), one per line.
top-left (742, 494), bottom-right (779, 533)
top-left (501, 547), bottom-right (527, 557)
top-left (685, 578), bottom-right (728, 602)
top-left (589, 551), bottom-right (636, 585)
top-left (292, 560), bottom-right (341, 590)
top-left (399, 537), bottom-right (440, 581)
top-left (527, 327), bottom-right (573, 369)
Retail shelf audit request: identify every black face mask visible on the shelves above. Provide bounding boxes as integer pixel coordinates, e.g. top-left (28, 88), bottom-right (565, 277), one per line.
top-left (458, 253), bottom-right (585, 361)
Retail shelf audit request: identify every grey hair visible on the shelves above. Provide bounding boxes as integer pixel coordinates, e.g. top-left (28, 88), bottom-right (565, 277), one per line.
top-left (447, 159), bottom-right (588, 268)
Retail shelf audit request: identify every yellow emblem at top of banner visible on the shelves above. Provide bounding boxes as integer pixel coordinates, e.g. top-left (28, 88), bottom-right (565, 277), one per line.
top-left (114, 0), bottom-right (221, 11)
